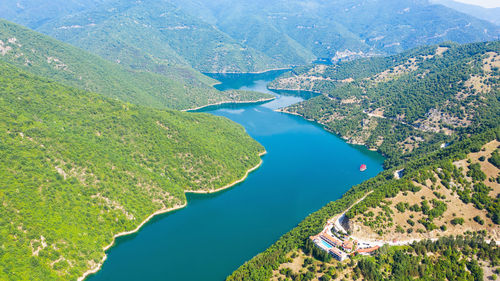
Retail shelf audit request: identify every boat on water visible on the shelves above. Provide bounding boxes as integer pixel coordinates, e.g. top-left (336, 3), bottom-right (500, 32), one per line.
top-left (359, 164), bottom-right (367, 172)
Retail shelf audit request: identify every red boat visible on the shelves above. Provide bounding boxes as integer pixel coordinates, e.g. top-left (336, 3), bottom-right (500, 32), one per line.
top-left (359, 164), bottom-right (367, 172)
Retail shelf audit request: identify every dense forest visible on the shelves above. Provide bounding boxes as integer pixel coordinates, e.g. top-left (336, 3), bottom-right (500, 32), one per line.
top-left (1, 0), bottom-right (499, 73)
top-left (274, 41), bottom-right (500, 168)
top-left (0, 19), bottom-right (273, 111)
top-left (227, 125), bottom-right (499, 281)
top-left (0, 61), bottom-right (265, 280)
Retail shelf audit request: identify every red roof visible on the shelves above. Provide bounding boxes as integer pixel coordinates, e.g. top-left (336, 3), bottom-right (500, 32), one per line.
top-left (357, 246), bottom-right (379, 253)
top-left (342, 240), bottom-right (354, 249)
top-left (320, 234), bottom-right (342, 246)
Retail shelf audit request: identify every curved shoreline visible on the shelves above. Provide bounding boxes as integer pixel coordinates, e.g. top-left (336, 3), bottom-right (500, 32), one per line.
top-left (267, 87), bottom-right (321, 95)
top-left (277, 109), bottom-right (381, 151)
top-left (206, 68), bottom-right (292, 86)
top-left (183, 97), bottom-right (275, 112)
top-left (78, 151), bottom-right (266, 281)
top-left (203, 67), bottom-right (291, 75)
top-left (76, 203), bottom-right (188, 281)
top-left (186, 151), bottom-right (266, 194)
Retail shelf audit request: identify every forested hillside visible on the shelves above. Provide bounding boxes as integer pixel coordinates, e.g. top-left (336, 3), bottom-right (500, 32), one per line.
top-left (272, 235), bottom-right (499, 281)
top-left (273, 41), bottom-right (500, 168)
top-left (1, 2), bottom-right (499, 281)
top-left (227, 127), bottom-right (500, 281)
top-left (0, 19), bottom-right (272, 110)
top-left (1, 0), bottom-right (499, 73)
top-left (0, 61), bottom-right (265, 280)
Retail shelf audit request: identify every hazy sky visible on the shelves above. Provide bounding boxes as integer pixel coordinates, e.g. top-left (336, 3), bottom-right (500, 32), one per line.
top-left (454, 0), bottom-right (500, 8)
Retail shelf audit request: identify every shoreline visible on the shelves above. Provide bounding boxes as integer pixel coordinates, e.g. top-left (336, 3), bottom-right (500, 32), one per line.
top-left (275, 108), bottom-right (318, 122)
top-left (203, 67), bottom-right (291, 75)
top-left (209, 80), bottom-right (222, 87)
top-left (183, 97), bottom-right (275, 112)
top-left (78, 151), bottom-right (266, 281)
top-left (186, 151), bottom-right (266, 194)
top-left (268, 87), bottom-right (322, 95)
top-left (205, 68), bottom-right (293, 87)
top-left (76, 203), bottom-right (188, 281)
top-left (277, 109), bottom-right (381, 152)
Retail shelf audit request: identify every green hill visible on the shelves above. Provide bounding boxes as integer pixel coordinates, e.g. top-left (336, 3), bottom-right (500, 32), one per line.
top-left (0, 19), bottom-right (273, 110)
top-left (0, 61), bottom-right (265, 280)
top-left (272, 41), bottom-right (500, 168)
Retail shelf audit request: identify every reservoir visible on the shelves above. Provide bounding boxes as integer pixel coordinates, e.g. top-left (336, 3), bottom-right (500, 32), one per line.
top-left (88, 70), bottom-right (384, 281)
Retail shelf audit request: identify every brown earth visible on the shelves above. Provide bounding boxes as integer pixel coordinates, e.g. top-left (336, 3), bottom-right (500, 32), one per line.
top-left (350, 140), bottom-right (500, 242)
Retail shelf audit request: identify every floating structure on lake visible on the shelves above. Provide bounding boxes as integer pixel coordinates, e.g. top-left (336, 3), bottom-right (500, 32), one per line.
top-left (359, 164), bottom-right (367, 172)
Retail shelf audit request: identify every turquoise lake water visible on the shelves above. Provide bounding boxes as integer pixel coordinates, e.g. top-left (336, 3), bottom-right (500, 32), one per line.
top-left (88, 70), bottom-right (384, 281)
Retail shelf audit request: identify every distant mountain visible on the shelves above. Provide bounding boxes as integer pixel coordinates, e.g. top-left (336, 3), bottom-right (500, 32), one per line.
top-left (1, 0), bottom-right (499, 73)
top-left (171, 0), bottom-right (500, 62)
top-left (0, 19), bottom-right (272, 110)
top-left (430, 0), bottom-right (500, 26)
top-left (0, 0), bottom-right (284, 73)
top-left (0, 60), bottom-right (265, 280)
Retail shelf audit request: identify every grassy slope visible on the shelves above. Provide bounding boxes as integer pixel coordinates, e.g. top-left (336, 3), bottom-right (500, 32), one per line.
top-left (346, 139), bottom-right (500, 242)
top-left (0, 19), bottom-right (273, 111)
top-left (274, 41), bottom-right (500, 168)
top-left (0, 61), bottom-right (265, 280)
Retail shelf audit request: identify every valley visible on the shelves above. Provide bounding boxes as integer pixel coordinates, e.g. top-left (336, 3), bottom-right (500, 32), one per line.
top-left (0, 19), bottom-right (273, 111)
top-left (0, 1), bottom-right (498, 280)
top-left (86, 70), bottom-right (384, 281)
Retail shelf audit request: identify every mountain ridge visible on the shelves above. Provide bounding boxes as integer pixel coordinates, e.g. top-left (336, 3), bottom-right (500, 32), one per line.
top-left (0, 18), bottom-right (273, 110)
top-left (430, 0), bottom-right (500, 25)
top-left (2, 0), bottom-right (499, 74)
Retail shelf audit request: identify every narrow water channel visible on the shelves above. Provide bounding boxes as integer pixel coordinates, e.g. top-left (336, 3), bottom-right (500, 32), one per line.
top-left (89, 70), bottom-right (384, 281)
